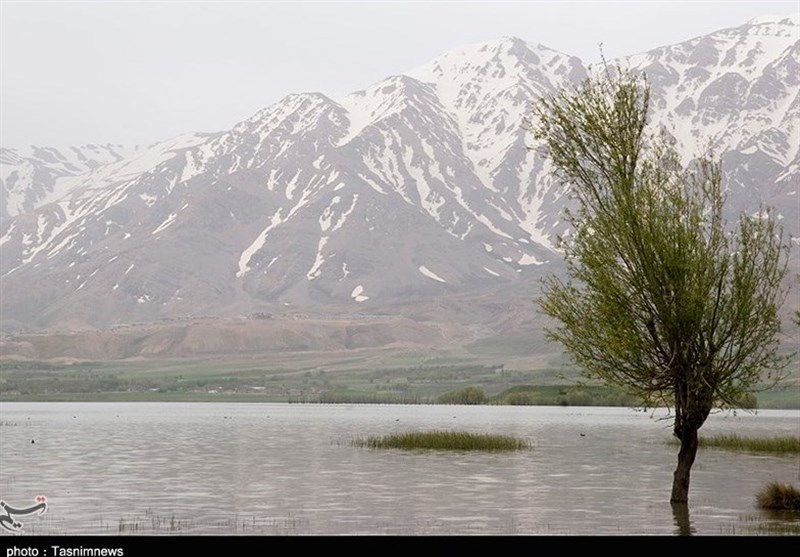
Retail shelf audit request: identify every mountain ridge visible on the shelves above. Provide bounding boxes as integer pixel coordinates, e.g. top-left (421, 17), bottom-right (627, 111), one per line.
top-left (1, 16), bottom-right (797, 362)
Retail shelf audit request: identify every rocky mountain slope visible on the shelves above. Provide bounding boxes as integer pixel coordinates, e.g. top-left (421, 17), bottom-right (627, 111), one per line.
top-left (1, 15), bottom-right (797, 358)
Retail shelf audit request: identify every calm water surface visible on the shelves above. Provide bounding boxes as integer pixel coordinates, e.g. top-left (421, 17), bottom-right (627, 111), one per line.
top-left (0, 402), bottom-right (798, 536)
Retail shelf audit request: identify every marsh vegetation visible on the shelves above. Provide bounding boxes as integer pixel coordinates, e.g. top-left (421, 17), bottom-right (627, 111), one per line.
top-left (351, 430), bottom-right (532, 451)
top-left (700, 434), bottom-right (800, 455)
top-left (756, 482), bottom-right (800, 511)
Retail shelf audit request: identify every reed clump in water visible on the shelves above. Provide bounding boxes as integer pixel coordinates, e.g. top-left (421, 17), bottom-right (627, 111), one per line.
top-left (352, 430), bottom-right (531, 451)
top-left (756, 482), bottom-right (800, 511)
top-left (699, 434), bottom-right (800, 455)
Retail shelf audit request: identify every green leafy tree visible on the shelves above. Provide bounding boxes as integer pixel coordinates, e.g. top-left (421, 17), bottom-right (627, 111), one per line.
top-left (530, 65), bottom-right (792, 504)
top-left (437, 386), bottom-right (487, 405)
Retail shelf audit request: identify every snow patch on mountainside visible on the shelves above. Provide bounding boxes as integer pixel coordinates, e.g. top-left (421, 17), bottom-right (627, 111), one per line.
top-left (307, 236), bottom-right (329, 280)
top-left (418, 265), bottom-right (447, 283)
top-left (351, 285), bottom-right (369, 302)
top-left (236, 210), bottom-right (284, 278)
top-left (152, 213), bottom-right (178, 236)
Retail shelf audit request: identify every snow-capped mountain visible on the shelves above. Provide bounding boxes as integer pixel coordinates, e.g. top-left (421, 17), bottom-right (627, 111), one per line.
top-left (1, 144), bottom-right (141, 219)
top-left (1, 15), bottom-right (798, 335)
top-left (625, 14), bottom-right (799, 222)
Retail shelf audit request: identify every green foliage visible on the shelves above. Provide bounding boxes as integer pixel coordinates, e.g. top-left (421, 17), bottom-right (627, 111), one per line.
top-left (437, 386), bottom-right (487, 405)
top-left (529, 62), bottom-right (792, 503)
top-left (352, 430), bottom-right (531, 451)
top-left (491, 384), bottom-right (640, 406)
top-left (504, 391), bottom-right (539, 405)
top-left (756, 482), bottom-right (800, 511)
top-left (733, 391), bottom-right (758, 409)
top-left (531, 66), bottom-right (791, 413)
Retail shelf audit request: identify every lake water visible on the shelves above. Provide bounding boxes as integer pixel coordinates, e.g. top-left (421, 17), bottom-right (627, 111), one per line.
top-left (0, 402), bottom-right (798, 536)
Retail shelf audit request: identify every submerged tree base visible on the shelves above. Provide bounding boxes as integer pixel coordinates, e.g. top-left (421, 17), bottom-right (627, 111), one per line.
top-left (352, 430), bottom-right (531, 451)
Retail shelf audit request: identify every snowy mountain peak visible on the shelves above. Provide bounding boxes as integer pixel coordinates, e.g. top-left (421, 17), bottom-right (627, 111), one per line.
top-left (1, 17), bottom-right (797, 332)
top-left (621, 13), bottom-right (799, 164)
top-left (746, 13), bottom-right (800, 27)
top-left (407, 35), bottom-right (582, 86)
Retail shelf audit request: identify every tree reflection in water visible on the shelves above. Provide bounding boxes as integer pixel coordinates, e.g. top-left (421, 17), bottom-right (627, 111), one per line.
top-left (672, 502), bottom-right (695, 536)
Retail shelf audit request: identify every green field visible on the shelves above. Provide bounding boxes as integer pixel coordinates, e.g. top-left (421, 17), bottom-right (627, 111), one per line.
top-left (1, 353), bottom-right (797, 408)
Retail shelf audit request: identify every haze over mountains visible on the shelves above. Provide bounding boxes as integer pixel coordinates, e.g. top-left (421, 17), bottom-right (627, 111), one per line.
top-left (1, 15), bottom-right (798, 360)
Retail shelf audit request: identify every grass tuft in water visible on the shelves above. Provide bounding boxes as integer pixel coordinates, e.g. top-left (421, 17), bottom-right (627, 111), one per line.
top-left (699, 434), bottom-right (800, 455)
top-left (352, 430), bottom-right (531, 451)
top-left (756, 482), bottom-right (800, 511)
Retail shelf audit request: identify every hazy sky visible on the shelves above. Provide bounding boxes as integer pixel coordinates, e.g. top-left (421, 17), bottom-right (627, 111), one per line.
top-left (2, 0), bottom-right (798, 148)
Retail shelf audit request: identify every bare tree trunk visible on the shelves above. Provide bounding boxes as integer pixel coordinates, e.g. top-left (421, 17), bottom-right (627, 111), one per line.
top-left (670, 425), bottom-right (699, 504)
